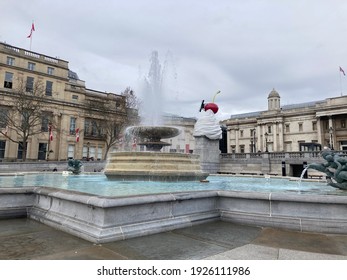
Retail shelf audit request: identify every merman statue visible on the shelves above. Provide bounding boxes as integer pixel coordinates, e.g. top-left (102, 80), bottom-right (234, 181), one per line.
top-left (67, 159), bottom-right (83, 175)
top-left (308, 147), bottom-right (347, 190)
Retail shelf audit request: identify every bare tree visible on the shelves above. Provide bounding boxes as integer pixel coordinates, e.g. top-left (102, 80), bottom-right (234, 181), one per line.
top-left (121, 87), bottom-right (141, 110)
top-left (84, 88), bottom-right (140, 159)
top-left (0, 78), bottom-right (52, 161)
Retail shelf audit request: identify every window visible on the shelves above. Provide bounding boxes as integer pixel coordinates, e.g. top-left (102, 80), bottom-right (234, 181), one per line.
top-left (240, 145), bottom-right (245, 153)
top-left (0, 108), bottom-right (9, 128)
top-left (67, 145), bottom-right (75, 159)
top-left (28, 62), bottom-right (35, 71)
top-left (38, 143), bottom-right (47, 160)
top-left (0, 140), bottom-right (5, 159)
top-left (47, 67), bottom-right (54, 75)
top-left (26, 77), bottom-right (34, 93)
top-left (299, 123), bottom-right (303, 132)
top-left (72, 95), bottom-right (78, 100)
top-left (41, 113), bottom-right (52, 132)
top-left (341, 120), bottom-right (346, 129)
top-left (83, 145), bottom-right (88, 159)
top-left (4, 72), bottom-right (13, 89)
top-left (45, 81), bottom-right (53, 96)
top-left (17, 142), bottom-right (26, 160)
top-left (84, 120), bottom-right (90, 136)
top-left (92, 121), bottom-right (98, 136)
top-left (21, 111), bottom-right (29, 129)
top-left (312, 121), bottom-right (317, 131)
top-left (240, 130), bottom-right (243, 137)
top-left (6, 56), bottom-right (15, 66)
top-left (267, 126), bottom-right (272, 134)
top-left (89, 146), bottom-right (96, 160)
top-left (69, 117), bottom-right (76, 135)
top-left (285, 124), bottom-right (290, 133)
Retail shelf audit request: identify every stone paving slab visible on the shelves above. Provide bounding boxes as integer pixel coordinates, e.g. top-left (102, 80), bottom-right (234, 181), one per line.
top-left (103, 231), bottom-right (228, 260)
top-left (173, 221), bottom-right (262, 248)
top-left (0, 218), bottom-right (49, 237)
top-left (0, 227), bottom-right (91, 260)
top-left (33, 245), bottom-right (128, 260)
top-left (1, 218), bottom-right (347, 260)
top-left (252, 227), bottom-right (347, 255)
top-left (278, 248), bottom-right (347, 260)
top-left (204, 244), bottom-right (279, 260)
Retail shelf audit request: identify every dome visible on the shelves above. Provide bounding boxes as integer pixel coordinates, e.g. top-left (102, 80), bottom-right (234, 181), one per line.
top-left (268, 88), bottom-right (280, 98)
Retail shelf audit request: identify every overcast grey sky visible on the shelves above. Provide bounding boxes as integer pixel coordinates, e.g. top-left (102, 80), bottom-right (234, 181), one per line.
top-left (2, 0), bottom-right (347, 120)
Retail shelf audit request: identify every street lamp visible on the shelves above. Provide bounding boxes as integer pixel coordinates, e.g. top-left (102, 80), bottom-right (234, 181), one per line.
top-left (264, 132), bottom-right (268, 152)
top-left (87, 141), bottom-right (90, 161)
top-left (251, 129), bottom-right (256, 153)
top-left (329, 127), bottom-right (334, 150)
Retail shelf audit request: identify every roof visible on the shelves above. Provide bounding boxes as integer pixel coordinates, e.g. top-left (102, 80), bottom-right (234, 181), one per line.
top-left (268, 88), bottom-right (280, 98)
top-left (68, 70), bottom-right (79, 80)
top-left (229, 100), bottom-right (324, 119)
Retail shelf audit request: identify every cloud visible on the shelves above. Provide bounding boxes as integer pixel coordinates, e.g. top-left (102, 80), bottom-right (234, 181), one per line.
top-left (2, 0), bottom-right (347, 120)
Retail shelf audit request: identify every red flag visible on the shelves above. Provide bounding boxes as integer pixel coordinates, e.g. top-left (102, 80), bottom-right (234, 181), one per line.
top-left (75, 128), bottom-right (80, 142)
top-left (27, 23), bottom-right (35, 38)
top-left (49, 125), bottom-right (53, 141)
top-left (340, 66), bottom-right (345, 76)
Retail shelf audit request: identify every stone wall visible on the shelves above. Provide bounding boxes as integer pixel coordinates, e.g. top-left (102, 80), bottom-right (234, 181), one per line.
top-left (0, 160), bottom-right (106, 173)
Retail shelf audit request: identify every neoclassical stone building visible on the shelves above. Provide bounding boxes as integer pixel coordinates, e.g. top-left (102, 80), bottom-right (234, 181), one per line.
top-left (0, 42), bottom-right (130, 161)
top-left (223, 89), bottom-right (347, 153)
top-left (0, 42), bottom-right (198, 162)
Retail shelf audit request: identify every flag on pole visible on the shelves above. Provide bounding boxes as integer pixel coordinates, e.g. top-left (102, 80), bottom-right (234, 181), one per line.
top-left (340, 66), bottom-right (345, 76)
top-left (75, 128), bottom-right (80, 142)
top-left (49, 125), bottom-right (53, 141)
top-left (27, 22), bottom-right (35, 38)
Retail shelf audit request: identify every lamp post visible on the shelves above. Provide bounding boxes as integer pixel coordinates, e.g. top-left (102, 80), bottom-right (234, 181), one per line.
top-left (264, 132), bottom-right (268, 152)
top-left (329, 127), bottom-right (334, 150)
top-left (250, 129), bottom-right (256, 153)
top-left (252, 129), bottom-right (256, 153)
top-left (87, 141), bottom-right (90, 161)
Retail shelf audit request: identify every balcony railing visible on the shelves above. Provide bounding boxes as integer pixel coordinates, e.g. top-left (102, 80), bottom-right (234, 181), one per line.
top-left (220, 151), bottom-right (324, 160)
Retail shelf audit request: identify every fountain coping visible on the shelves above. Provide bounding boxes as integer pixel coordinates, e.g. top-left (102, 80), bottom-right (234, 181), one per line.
top-left (2, 186), bottom-right (347, 243)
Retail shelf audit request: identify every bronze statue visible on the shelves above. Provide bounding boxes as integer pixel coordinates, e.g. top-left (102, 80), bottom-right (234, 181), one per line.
top-left (308, 148), bottom-right (347, 190)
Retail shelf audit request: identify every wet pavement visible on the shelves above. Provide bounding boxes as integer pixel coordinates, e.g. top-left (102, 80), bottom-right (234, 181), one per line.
top-left (0, 218), bottom-right (347, 260)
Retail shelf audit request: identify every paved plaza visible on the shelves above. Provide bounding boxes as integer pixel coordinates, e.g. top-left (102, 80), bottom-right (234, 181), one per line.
top-left (0, 219), bottom-right (347, 260)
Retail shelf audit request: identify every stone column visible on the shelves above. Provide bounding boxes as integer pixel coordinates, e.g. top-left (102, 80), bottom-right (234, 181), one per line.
top-left (194, 136), bottom-right (220, 174)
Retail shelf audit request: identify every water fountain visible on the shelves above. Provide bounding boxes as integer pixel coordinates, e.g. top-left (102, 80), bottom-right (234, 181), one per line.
top-left (1, 53), bottom-right (347, 245)
top-left (104, 51), bottom-right (208, 181)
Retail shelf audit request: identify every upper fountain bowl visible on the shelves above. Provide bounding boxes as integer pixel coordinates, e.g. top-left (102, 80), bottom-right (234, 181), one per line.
top-left (126, 126), bottom-right (181, 140)
top-left (126, 126), bottom-right (181, 151)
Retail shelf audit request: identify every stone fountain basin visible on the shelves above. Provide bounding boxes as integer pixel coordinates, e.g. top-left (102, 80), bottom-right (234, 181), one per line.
top-left (104, 152), bottom-right (208, 181)
top-left (1, 187), bottom-right (347, 243)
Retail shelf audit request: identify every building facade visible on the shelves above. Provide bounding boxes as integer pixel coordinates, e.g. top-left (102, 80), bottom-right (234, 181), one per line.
top-left (0, 42), bottom-right (130, 161)
top-left (223, 89), bottom-right (347, 153)
top-left (163, 114), bottom-right (196, 153)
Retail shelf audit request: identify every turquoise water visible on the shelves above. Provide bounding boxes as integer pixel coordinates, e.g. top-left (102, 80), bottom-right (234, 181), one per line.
top-left (0, 173), bottom-right (344, 197)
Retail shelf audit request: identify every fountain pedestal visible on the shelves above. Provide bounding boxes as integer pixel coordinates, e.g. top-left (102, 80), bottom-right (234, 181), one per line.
top-left (105, 126), bottom-right (208, 181)
top-left (194, 136), bottom-right (220, 174)
top-left (104, 151), bottom-right (208, 181)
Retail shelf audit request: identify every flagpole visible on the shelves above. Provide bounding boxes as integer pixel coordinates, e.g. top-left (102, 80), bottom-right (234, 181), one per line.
top-left (340, 70), bottom-right (342, 96)
top-left (27, 21), bottom-right (34, 51)
top-left (29, 35), bottom-right (32, 51)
